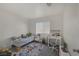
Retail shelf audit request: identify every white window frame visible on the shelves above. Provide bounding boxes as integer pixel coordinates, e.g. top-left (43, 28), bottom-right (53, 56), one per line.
top-left (36, 21), bottom-right (50, 34)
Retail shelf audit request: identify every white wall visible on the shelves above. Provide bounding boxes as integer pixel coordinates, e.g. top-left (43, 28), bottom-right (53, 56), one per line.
top-left (0, 9), bottom-right (28, 48)
top-left (63, 4), bottom-right (79, 56)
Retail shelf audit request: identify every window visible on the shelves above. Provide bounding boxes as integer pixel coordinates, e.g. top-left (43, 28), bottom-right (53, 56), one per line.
top-left (36, 21), bottom-right (50, 34)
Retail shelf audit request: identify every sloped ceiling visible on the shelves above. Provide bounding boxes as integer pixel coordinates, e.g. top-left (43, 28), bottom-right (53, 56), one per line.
top-left (0, 3), bottom-right (65, 20)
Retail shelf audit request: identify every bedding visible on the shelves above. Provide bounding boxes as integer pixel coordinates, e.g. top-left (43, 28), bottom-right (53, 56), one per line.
top-left (12, 37), bottom-right (34, 47)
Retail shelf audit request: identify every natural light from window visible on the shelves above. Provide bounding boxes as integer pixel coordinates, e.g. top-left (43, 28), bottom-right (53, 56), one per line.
top-left (36, 21), bottom-right (50, 34)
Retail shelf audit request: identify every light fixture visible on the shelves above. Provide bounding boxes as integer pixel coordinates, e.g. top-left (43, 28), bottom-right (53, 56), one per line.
top-left (46, 3), bottom-right (52, 6)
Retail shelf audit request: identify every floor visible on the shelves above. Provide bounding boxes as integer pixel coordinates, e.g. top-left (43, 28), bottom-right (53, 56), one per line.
top-left (12, 41), bottom-right (58, 56)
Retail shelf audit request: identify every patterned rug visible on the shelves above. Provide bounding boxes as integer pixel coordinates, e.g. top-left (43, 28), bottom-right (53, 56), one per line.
top-left (12, 42), bottom-right (57, 56)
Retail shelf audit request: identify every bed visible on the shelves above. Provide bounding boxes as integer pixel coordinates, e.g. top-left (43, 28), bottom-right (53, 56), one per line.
top-left (11, 36), bottom-right (34, 47)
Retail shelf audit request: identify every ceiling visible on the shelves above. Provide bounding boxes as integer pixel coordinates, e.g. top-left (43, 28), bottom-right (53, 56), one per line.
top-left (0, 3), bottom-right (65, 20)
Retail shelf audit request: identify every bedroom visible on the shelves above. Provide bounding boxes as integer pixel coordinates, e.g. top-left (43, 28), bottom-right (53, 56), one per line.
top-left (0, 3), bottom-right (78, 56)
